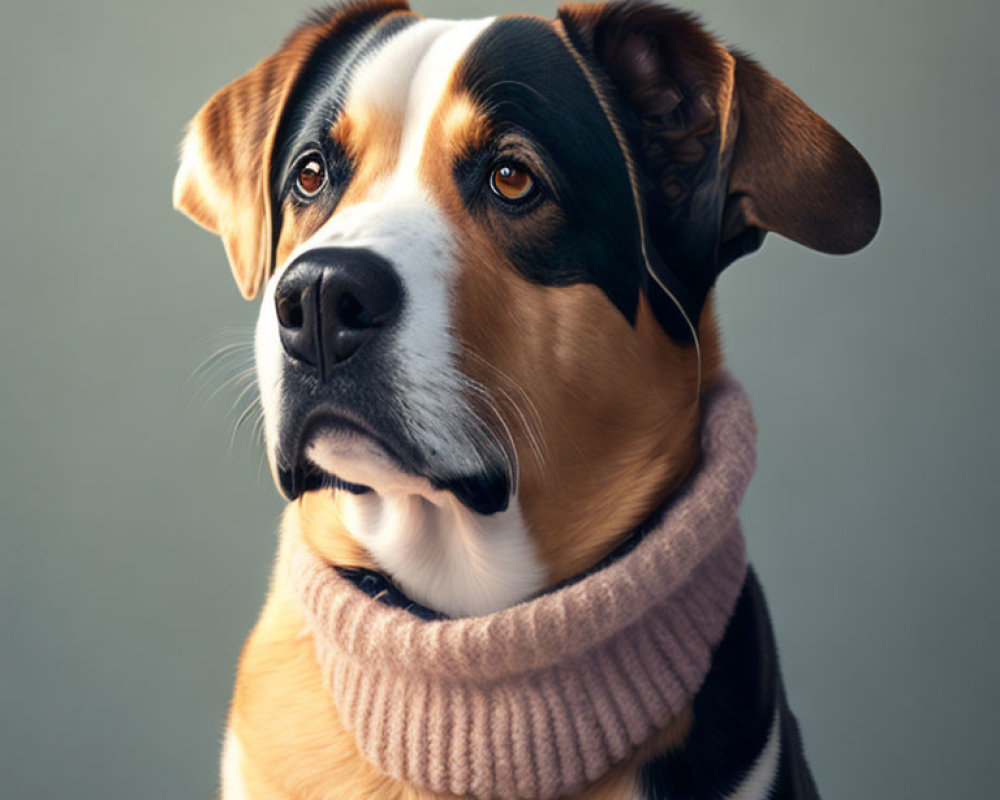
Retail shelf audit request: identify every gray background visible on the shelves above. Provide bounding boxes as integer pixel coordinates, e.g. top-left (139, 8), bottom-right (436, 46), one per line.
top-left (1, 0), bottom-right (997, 797)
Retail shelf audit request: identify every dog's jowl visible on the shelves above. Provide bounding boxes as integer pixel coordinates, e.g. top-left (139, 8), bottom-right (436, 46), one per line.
top-left (174, 2), bottom-right (879, 798)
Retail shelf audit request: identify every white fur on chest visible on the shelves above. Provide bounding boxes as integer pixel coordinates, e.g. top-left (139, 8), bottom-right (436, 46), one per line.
top-left (335, 487), bottom-right (545, 618)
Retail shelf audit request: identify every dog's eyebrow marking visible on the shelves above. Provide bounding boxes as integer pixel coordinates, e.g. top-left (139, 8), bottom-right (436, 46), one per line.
top-left (438, 94), bottom-right (492, 160)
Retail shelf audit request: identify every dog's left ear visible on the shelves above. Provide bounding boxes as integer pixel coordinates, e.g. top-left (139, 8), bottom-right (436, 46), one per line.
top-left (558, 1), bottom-right (881, 336)
top-left (173, 1), bottom-right (412, 299)
top-left (172, 41), bottom-right (308, 300)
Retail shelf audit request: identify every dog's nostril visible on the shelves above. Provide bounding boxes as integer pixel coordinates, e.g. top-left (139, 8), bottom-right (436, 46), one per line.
top-left (277, 295), bottom-right (304, 329)
top-left (336, 291), bottom-right (374, 329)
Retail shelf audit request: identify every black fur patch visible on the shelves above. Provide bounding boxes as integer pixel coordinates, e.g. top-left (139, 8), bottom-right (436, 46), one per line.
top-left (455, 17), bottom-right (648, 326)
top-left (639, 569), bottom-right (820, 799)
top-left (560, 2), bottom-right (744, 343)
top-left (269, 7), bottom-right (419, 245)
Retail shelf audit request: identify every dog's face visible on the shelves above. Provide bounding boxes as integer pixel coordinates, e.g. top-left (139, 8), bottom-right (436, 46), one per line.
top-left (175, 1), bottom-right (878, 611)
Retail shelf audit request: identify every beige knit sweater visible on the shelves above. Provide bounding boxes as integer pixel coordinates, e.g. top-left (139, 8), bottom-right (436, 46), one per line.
top-left (289, 375), bottom-right (756, 800)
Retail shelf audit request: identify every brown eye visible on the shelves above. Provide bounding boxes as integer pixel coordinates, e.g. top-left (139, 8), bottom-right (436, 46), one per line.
top-left (296, 155), bottom-right (326, 196)
top-left (490, 163), bottom-right (536, 203)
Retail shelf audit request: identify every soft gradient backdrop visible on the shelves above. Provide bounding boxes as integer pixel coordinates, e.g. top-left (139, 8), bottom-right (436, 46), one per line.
top-left (2, 0), bottom-right (997, 797)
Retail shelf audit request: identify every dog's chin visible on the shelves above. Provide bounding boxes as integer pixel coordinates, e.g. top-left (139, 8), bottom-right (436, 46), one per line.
top-left (281, 425), bottom-right (512, 516)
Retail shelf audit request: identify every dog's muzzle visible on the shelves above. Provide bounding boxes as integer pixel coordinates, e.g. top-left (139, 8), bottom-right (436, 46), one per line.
top-left (268, 245), bottom-right (512, 516)
top-left (274, 247), bottom-right (403, 379)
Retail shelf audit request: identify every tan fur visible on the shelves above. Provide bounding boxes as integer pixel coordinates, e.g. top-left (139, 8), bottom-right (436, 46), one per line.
top-left (334, 105), bottom-right (407, 207)
top-left (457, 281), bottom-right (721, 585)
top-left (297, 489), bottom-right (378, 571)
top-left (419, 84), bottom-right (722, 585)
top-left (439, 95), bottom-right (492, 160)
top-left (274, 203), bottom-right (335, 271)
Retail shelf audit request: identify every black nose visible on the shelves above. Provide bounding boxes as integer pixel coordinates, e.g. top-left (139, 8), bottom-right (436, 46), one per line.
top-left (274, 248), bottom-right (402, 376)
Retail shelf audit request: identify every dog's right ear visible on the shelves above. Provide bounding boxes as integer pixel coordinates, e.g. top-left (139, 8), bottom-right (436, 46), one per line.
top-left (557, 1), bottom-right (880, 341)
top-left (172, 0), bottom-right (410, 300)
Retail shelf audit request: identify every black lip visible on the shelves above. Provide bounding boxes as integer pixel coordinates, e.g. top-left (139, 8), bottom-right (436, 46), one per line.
top-left (276, 409), bottom-right (404, 501)
top-left (276, 407), bottom-right (512, 516)
top-left (278, 460), bottom-right (373, 499)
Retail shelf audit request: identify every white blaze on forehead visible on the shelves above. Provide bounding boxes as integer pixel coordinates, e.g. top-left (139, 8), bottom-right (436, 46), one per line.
top-left (345, 19), bottom-right (458, 114)
top-left (344, 17), bottom-right (495, 190)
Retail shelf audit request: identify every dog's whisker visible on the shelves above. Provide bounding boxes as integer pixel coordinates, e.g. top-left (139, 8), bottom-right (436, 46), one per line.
top-left (189, 342), bottom-right (254, 384)
top-left (460, 379), bottom-right (520, 488)
top-left (459, 349), bottom-right (553, 484)
top-left (482, 378), bottom-right (550, 484)
top-left (251, 413), bottom-right (267, 449)
top-left (188, 326), bottom-right (256, 405)
top-left (206, 367), bottom-right (258, 404)
top-left (256, 450), bottom-right (269, 485)
top-left (226, 380), bottom-right (261, 420)
top-left (230, 397), bottom-right (263, 452)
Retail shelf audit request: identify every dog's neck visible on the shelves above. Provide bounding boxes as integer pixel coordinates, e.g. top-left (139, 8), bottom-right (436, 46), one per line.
top-left (297, 409), bottom-right (709, 618)
top-left (299, 304), bottom-right (722, 617)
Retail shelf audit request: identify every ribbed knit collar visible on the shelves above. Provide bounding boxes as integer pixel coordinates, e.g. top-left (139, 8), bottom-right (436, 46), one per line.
top-left (289, 375), bottom-right (756, 800)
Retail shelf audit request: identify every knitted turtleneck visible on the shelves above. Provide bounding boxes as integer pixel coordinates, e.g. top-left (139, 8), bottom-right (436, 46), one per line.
top-left (289, 375), bottom-right (756, 800)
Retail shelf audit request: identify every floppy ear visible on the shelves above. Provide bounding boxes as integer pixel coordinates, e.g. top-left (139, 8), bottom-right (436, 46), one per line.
top-left (724, 55), bottom-right (882, 259)
top-left (172, 0), bottom-right (411, 300)
top-left (557, 1), bottom-right (880, 336)
top-left (172, 48), bottom-right (299, 300)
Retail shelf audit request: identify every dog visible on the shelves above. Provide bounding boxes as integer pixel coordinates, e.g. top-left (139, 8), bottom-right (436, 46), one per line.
top-left (173, 2), bottom-right (879, 798)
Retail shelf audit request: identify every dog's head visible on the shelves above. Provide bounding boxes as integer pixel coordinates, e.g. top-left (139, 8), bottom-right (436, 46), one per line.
top-left (175, 0), bottom-right (878, 610)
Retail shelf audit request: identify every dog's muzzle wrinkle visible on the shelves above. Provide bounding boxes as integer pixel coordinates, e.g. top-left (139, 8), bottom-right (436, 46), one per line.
top-left (275, 247), bottom-right (403, 379)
